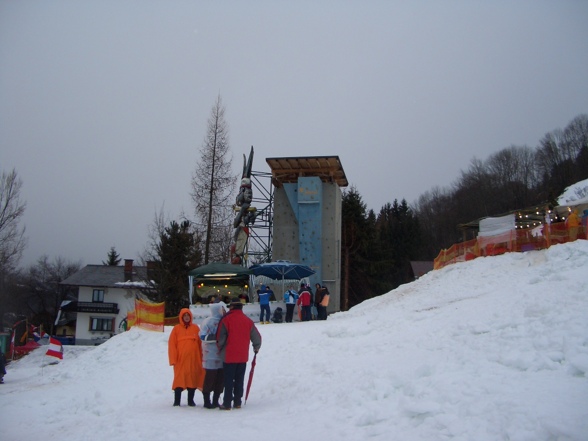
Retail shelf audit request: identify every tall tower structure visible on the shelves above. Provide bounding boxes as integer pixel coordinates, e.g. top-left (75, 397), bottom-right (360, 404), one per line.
top-left (266, 156), bottom-right (348, 313)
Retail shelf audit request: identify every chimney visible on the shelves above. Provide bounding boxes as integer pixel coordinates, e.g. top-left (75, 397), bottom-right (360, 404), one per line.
top-left (146, 261), bottom-right (156, 280)
top-left (124, 259), bottom-right (134, 281)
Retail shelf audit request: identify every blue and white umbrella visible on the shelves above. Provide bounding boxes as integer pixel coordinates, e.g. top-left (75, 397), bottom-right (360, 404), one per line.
top-left (249, 260), bottom-right (315, 293)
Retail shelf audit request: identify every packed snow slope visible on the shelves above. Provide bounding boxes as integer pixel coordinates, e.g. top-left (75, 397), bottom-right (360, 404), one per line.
top-left (2, 241), bottom-right (588, 441)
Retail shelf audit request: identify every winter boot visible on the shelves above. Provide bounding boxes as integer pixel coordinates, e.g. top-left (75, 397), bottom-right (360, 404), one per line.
top-left (203, 393), bottom-right (213, 409)
top-left (173, 388), bottom-right (182, 406)
top-left (187, 388), bottom-right (196, 407)
top-left (211, 392), bottom-right (221, 409)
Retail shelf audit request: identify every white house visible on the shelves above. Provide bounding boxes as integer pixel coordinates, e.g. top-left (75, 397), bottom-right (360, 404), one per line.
top-left (59, 259), bottom-right (153, 345)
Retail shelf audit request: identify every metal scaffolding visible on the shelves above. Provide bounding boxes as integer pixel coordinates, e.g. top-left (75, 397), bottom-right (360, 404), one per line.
top-left (245, 169), bottom-right (274, 264)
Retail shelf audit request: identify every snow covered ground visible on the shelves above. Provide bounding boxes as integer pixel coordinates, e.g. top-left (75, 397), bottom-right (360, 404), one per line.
top-left (558, 177), bottom-right (588, 206)
top-left (1, 241), bottom-right (587, 441)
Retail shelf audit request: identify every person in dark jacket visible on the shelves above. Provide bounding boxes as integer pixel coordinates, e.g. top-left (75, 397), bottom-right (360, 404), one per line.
top-left (315, 283), bottom-right (330, 320)
top-left (216, 297), bottom-right (262, 410)
top-left (0, 350), bottom-right (6, 384)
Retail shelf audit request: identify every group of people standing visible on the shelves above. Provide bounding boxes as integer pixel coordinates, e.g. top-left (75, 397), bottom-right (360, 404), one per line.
top-left (283, 282), bottom-right (330, 322)
top-left (167, 281), bottom-right (330, 409)
top-left (257, 282), bottom-right (330, 323)
top-left (167, 298), bottom-right (261, 410)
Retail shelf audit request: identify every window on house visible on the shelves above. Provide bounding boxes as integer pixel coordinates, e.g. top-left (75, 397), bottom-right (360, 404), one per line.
top-left (92, 289), bottom-right (105, 302)
top-left (90, 317), bottom-right (113, 332)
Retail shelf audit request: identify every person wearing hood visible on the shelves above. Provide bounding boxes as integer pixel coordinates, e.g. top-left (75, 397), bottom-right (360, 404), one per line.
top-left (168, 308), bottom-right (205, 407)
top-left (199, 302), bottom-right (227, 408)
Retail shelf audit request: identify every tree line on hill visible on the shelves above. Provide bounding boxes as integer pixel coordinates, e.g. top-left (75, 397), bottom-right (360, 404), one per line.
top-left (342, 114), bottom-right (587, 309)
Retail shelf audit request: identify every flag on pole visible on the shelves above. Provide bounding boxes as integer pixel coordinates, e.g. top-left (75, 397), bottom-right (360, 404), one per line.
top-left (33, 329), bottom-right (48, 342)
top-left (46, 337), bottom-right (63, 360)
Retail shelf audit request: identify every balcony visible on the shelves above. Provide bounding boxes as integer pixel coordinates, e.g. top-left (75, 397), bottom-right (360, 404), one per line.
top-left (67, 302), bottom-right (120, 314)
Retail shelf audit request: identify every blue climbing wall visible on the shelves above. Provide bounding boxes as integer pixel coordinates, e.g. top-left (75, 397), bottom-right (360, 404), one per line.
top-left (297, 177), bottom-right (322, 285)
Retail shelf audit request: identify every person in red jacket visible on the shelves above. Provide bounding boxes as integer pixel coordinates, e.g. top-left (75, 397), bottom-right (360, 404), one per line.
top-left (296, 283), bottom-right (312, 322)
top-left (168, 308), bottom-right (205, 407)
top-left (216, 297), bottom-right (262, 410)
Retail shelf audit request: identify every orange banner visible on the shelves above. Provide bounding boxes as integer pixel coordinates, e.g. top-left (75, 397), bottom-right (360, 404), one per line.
top-left (127, 299), bottom-right (164, 332)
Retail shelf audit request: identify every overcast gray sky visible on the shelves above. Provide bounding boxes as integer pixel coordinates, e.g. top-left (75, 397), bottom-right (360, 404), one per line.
top-left (1, 1), bottom-right (587, 268)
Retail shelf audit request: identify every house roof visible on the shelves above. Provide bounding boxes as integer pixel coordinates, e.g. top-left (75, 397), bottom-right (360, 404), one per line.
top-left (60, 264), bottom-right (149, 288)
top-left (265, 155), bottom-right (348, 187)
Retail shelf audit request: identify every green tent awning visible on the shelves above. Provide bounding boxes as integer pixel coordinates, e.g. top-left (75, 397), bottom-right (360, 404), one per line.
top-left (188, 262), bottom-right (252, 280)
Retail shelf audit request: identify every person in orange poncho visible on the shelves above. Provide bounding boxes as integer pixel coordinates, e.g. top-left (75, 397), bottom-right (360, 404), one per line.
top-left (168, 308), bottom-right (205, 407)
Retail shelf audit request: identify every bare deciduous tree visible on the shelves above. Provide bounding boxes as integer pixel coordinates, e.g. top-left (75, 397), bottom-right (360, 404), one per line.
top-left (23, 255), bottom-right (81, 333)
top-left (141, 204), bottom-right (169, 264)
top-left (0, 168), bottom-right (27, 273)
top-left (486, 145), bottom-right (538, 208)
top-left (563, 114), bottom-right (588, 182)
top-left (190, 95), bottom-right (237, 264)
top-left (535, 129), bottom-right (570, 195)
top-left (562, 114), bottom-right (588, 161)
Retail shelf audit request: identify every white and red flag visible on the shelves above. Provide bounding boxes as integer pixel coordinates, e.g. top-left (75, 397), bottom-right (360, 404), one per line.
top-left (46, 337), bottom-right (63, 360)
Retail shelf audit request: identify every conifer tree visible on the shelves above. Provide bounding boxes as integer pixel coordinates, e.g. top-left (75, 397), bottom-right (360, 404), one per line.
top-left (103, 247), bottom-right (121, 266)
top-left (341, 187), bottom-right (374, 310)
top-left (148, 220), bottom-right (202, 317)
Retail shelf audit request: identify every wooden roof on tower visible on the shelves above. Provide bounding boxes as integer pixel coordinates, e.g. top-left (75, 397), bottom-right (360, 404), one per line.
top-left (266, 155), bottom-right (348, 188)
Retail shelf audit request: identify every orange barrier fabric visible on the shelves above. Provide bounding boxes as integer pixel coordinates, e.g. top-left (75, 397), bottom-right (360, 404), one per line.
top-left (127, 299), bottom-right (164, 332)
top-left (127, 309), bottom-right (136, 329)
top-left (434, 224), bottom-right (586, 270)
top-left (164, 316), bottom-right (179, 327)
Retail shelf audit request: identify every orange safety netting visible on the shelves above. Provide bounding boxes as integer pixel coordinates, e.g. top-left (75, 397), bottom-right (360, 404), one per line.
top-left (434, 223), bottom-right (586, 270)
top-left (127, 299), bottom-right (164, 332)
